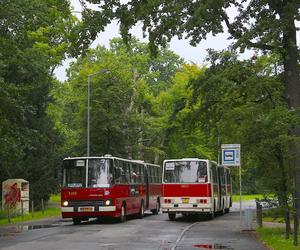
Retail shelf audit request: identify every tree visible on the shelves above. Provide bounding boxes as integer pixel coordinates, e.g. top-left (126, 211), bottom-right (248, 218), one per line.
top-left (151, 64), bottom-right (213, 163)
top-left (81, 0), bottom-right (300, 243)
top-left (190, 50), bottom-right (294, 238)
top-left (51, 38), bottom-right (184, 162)
top-left (0, 0), bottom-right (78, 205)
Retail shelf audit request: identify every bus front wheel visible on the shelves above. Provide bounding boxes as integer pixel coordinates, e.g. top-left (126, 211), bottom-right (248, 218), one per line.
top-left (168, 213), bottom-right (176, 221)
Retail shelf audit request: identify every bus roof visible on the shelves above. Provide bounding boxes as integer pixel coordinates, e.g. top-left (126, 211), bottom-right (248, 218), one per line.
top-left (163, 158), bottom-right (220, 165)
top-left (63, 156), bottom-right (160, 167)
top-left (163, 158), bottom-right (209, 162)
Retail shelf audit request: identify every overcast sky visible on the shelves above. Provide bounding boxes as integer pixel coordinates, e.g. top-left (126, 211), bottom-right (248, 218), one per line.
top-left (54, 0), bottom-right (299, 81)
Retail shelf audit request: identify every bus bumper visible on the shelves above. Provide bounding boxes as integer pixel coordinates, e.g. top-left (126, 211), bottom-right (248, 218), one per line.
top-left (161, 204), bottom-right (212, 214)
top-left (61, 206), bottom-right (117, 218)
top-left (161, 207), bottom-right (212, 213)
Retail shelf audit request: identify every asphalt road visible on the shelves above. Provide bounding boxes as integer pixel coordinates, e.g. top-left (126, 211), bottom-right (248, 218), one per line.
top-left (0, 206), bottom-right (267, 250)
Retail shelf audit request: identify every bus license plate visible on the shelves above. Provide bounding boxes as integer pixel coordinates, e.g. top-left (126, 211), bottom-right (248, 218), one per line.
top-left (182, 198), bottom-right (189, 204)
top-left (79, 206), bottom-right (94, 212)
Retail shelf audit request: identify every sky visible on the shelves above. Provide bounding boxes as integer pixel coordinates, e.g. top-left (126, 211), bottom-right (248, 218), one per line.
top-left (54, 0), bottom-right (299, 81)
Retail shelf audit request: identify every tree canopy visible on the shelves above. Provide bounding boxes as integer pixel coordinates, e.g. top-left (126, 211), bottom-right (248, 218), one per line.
top-left (0, 0), bottom-right (79, 204)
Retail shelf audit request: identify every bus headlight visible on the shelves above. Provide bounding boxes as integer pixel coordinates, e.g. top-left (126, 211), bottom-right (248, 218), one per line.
top-left (105, 200), bottom-right (111, 206)
top-left (62, 201), bottom-right (69, 207)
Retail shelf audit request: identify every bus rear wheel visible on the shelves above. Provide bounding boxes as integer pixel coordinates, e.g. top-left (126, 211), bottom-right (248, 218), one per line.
top-left (168, 213), bottom-right (176, 221)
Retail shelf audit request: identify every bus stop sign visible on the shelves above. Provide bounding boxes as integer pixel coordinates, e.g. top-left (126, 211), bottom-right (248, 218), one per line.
top-left (221, 144), bottom-right (241, 166)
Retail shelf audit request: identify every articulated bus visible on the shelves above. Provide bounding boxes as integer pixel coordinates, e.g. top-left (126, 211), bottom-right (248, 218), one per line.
top-left (61, 155), bottom-right (162, 224)
top-left (161, 158), bottom-right (232, 220)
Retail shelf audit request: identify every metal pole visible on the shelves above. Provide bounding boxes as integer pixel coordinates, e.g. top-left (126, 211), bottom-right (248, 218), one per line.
top-left (217, 133), bottom-right (220, 165)
top-left (239, 164), bottom-right (242, 229)
top-left (41, 199), bottom-right (44, 214)
top-left (87, 75), bottom-right (90, 157)
top-left (31, 200), bottom-right (34, 218)
top-left (21, 200), bottom-right (24, 219)
top-left (7, 206), bottom-right (11, 223)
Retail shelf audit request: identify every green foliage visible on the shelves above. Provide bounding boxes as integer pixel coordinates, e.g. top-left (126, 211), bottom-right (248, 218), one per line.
top-left (257, 227), bottom-right (300, 250)
top-left (0, 0), bottom-right (78, 204)
top-left (231, 194), bottom-right (264, 202)
top-left (153, 64), bottom-right (213, 161)
top-left (189, 50), bottom-right (295, 197)
top-left (50, 38), bottom-right (186, 162)
top-left (81, 0), bottom-right (299, 56)
top-left (49, 194), bottom-right (61, 203)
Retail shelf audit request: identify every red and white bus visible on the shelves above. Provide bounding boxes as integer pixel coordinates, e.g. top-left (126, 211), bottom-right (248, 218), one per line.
top-left (161, 158), bottom-right (232, 220)
top-left (61, 155), bottom-right (162, 224)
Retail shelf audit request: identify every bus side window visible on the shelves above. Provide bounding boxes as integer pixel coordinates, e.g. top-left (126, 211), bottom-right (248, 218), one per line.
top-left (197, 161), bottom-right (207, 182)
top-left (139, 165), bottom-right (144, 183)
top-left (149, 167), bottom-right (153, 183)
top-left (212, 165), bottom-right (217, 184)
top-left (119, 161), bottom-right (129, 184)
top-left (131, 163), bottom-right (138, 183)
top-left (125, 163), bottom-right (131, 183)
top-left (113, 160), bottom-right (121, 184)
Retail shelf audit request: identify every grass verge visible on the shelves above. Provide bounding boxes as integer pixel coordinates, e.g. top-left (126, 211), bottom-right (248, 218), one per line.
top-left (0, 207), bottom-right (61, 225)
top-left (0, 194), bottom-right (61, 226)
top-left (49, 194), bottom-right (61, 203)
top-left (232, 194), bottom-right (264, 202)
top-left (257, 227), bottom-right (300, 250)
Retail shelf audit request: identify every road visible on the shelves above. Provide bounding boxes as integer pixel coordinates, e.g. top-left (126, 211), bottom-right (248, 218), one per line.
top-left (0, 212), bottom-right (266, 250)
top-left (0, 204), bottom-right (266, 250)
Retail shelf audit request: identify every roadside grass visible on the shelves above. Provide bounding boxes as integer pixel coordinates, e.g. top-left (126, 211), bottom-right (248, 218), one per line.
top-left (49, 193), bottom-right (61, 203)
top-left (257, 227), bottom-right (300, 250)
top-left (0, 194), bottom-right (61, 226)
top-left (0, 207), bottom-right (60, 225)
top-left (232, 194), bottom-right (264, 202)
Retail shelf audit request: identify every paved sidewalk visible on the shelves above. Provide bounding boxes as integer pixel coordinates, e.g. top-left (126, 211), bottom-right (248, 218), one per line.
top-left (174, 211), bottom-right (268, 250)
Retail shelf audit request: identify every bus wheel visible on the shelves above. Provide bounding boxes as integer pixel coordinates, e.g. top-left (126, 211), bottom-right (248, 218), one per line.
top-left (225, 208), bottom-right (230, 213)
top-left (138, 201), bottom-right (144, 219)
top-left (168, 213), bottom-right (176, 221)
top-left (119, 204), bottom-right (126, 223)
top-left (72, 217), bottom-right (81, 225)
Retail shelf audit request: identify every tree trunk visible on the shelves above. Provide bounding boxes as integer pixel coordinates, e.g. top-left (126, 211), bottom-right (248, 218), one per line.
top-left (282, 9), bottom-right (300, 246)
top-left (276, 144), bottom-right (291, 238)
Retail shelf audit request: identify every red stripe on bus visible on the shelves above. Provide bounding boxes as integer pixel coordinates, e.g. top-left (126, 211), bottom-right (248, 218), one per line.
top-left (162, 183), bottom-right (211, 197)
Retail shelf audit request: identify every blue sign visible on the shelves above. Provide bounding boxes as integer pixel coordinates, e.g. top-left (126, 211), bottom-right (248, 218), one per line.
top-left (221, 144), bottom-right (241, 166)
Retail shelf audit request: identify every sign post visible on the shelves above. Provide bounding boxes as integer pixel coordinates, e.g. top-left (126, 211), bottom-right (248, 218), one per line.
top-left (221, 144), bottom-right (242, 228)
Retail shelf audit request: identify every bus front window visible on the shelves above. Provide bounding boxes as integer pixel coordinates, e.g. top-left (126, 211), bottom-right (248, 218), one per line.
top-left (63, 159), bottom-right (86, 188)
top-left (164, 161), bottom-right (207, 183)
top-left (88, 159), bottom-right (112, 188)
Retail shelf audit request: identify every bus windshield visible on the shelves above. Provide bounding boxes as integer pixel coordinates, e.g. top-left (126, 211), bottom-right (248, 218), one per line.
top-left (163, 161), bottom-right (207, 183)
top-left (63, 158), bottom-right (112, 188)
